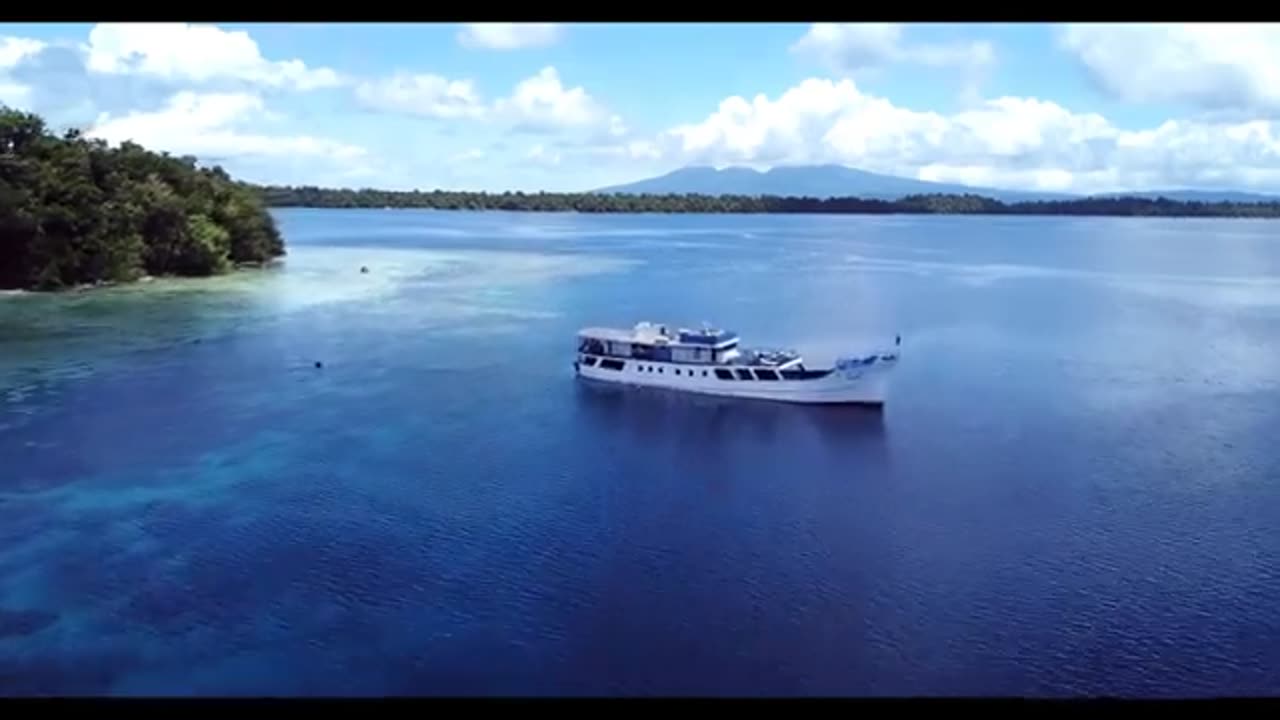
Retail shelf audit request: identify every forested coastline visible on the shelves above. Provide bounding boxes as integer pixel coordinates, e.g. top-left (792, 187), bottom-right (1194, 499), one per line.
top-left (1, 108), bottom-right (285, 291)
top-left (7, 99), bottom-right (1278, 293)
top-left (257, 184), bottom-right (1280, 219)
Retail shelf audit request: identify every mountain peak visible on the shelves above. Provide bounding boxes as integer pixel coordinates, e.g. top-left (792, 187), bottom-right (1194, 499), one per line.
top-left (593, 163), bottom-right (1280, 204)
top-left (594, 163), bottom-right (1073, 202)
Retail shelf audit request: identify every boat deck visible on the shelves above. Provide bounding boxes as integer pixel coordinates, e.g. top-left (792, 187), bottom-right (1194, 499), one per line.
top-left (577, 326), bottom-right (647, 343)
top-left (578, 323), bottom-right (740, 348)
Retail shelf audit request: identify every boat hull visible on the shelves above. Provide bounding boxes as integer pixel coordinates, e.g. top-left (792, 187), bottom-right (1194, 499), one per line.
top-left (574, 355), bottom-right (897, 406)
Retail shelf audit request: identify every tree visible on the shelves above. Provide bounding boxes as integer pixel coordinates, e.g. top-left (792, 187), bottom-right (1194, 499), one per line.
top-left (0, 106), bottom-right (285, 290)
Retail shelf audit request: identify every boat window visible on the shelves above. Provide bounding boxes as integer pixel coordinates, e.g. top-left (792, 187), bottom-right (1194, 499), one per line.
top-left (780, 369), bottom-right (831, 380)
top-left (674, 369), bottom-right (681, 376)
top-left (599, 359), bottom-right (625, 371)
top-left (735, 369), bottom-right (754, 380)
top-left (714, 369), bottom-right (734, 380)
top-left (754, 369), bottom-right (779, 381)
top-left (702, 370), bottom-right (708, 377)
top-left (658, 367), bottom-right (663, 373)
top-left (582, 356), bottom-right (598, 366)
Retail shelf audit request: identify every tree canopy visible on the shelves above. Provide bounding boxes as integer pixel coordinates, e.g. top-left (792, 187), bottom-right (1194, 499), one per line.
top-left (1, 107), bottom-right (284, 291)
top-left (256, 184), bottom-right (1280, 219)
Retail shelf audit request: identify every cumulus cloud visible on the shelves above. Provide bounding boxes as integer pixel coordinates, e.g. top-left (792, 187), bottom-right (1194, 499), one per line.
top-left (0, 36), bottom-right (44, 70)
top-left (493, 66), bottom-right (622, 136)
top-left (1060, 23), bottom-right (1280, 114)
top-left (354, 65), bottom-right (624, 142)
top-left (87, 91), bottom-right (367, 162)
top-left (354, 73), bottom-right (485, 119)
top-left (791, 23), bottom-right (995, 75)
top-left (457, 23), bottom-right (564, 50)
top-left (84, 23), bottom-right (342, 91)
top-left (633, 77), bottom-right (1280, 194)
top-left (0, 36), bottom-right (44, 108)
top-left (1, 24), bottom-right (343, 130)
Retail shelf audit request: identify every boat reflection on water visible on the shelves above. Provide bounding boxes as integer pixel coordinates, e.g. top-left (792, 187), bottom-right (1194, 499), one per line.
top-left (572, 378), bottom-right (892, 490)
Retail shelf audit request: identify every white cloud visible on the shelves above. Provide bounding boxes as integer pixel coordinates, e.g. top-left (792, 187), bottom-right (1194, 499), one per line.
top-left (586, 139), bottom-right (663, 163)
top-left (86, 91), bottom-right (367, 162)
top-left (525, 143), bottom-right (562, 166)
top-left (457, 23), bottom-right (563, 50)
top-left (449, 148), bottom-right (486, 164)
top-left (1060, 23), bottom-right (1280, 113)
top-left (493, 66), bottom-right (621, 136)
top-left (0, 36), bottom-right (44, 70)
top-left (354, 73), bottom-right (485, 119)
top-left (352, 66), bottom-right (622, 141)
top-left (791, 23), bottom-right (994, 75)
top-left (635, 76), bottom-right (1280, 194)
top-left (84, 23), bottom-right (341, 91)
top-left (0, 36), bottom-right (44, 107)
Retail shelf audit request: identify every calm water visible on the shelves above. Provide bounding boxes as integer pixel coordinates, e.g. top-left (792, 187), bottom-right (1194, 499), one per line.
top-left (2, 209), bottom-right (1280, 696)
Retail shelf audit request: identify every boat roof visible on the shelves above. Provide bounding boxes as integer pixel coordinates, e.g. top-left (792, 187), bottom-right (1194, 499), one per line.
top-left (578, 322), bottom-right (739, 347)
top-left (578, 326), bottom-right (646, 343)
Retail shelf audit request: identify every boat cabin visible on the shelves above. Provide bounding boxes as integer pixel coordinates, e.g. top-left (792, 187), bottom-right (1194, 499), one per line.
top-left (578, 322), bottom-right (743, 365)
top-left (576, 322), bottom-right (810, 373)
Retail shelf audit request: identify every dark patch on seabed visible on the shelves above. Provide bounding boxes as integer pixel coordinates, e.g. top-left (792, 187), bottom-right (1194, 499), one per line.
top-left (0, 610), bottom-right (57, 640)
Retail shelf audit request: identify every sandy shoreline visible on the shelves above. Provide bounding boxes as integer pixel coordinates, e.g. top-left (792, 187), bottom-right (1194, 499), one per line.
top-left (0, 262), bottom-right (286, 298)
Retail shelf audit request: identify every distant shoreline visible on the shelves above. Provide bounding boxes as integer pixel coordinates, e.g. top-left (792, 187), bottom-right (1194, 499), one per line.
top-left (256, 185), bottom-right (1280, 220)
top-left (0, 261), bottom-right (284, 298)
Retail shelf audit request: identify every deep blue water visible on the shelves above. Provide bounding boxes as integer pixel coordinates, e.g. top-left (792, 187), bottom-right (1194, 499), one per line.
top-left (3, 209), bottom-right (1280, 696)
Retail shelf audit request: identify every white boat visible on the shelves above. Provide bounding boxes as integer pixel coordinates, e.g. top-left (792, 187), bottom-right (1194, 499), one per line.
top-left (574, 322), bottom-right (900, 406)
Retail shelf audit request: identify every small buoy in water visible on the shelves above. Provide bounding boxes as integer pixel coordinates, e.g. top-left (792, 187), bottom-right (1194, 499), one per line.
top-left (360, 266), bottom-right (369, 274)
top-left (315, 361), bottom-right (323, 369)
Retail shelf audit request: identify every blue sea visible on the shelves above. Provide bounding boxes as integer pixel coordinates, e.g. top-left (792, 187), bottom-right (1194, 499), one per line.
top-left (2, 208), bottom-right (1280, 697)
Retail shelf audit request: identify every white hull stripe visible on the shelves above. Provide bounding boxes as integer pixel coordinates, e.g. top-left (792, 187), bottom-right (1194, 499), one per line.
top-left (574, 355), bottom-right (895, 405)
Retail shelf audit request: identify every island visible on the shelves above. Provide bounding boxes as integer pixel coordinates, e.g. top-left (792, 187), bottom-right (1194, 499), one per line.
top-left (1, 107), bottom-right (284, 292)
top-left (257, 185), bottom-right (1280, 219)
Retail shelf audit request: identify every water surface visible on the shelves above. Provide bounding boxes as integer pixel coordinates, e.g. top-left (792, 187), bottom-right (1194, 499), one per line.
top-left (2, 209), bottom-right (1279, 696)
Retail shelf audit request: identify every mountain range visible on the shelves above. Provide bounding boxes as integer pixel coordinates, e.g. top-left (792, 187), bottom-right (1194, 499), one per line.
top-left (593, 165), bottom-right (1280, 204)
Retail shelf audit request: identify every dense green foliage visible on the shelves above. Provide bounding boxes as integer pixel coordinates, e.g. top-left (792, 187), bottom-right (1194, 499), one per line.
top-left (1, 107), bottom-right (284, 290)
top-left (258, 184), bottom-right (1280, 219)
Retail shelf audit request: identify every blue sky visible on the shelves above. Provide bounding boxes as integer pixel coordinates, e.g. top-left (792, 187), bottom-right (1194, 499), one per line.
top-left (3, 22), bottom-right (1279, 194)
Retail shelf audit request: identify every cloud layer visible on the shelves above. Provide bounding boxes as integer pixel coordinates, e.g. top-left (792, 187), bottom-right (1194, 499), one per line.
top-left (645, 77), bottom-right (1280, 194)
top-left (86, 91), bottom-right (366, 161)
top-left (85, 23), bottom-right (342, 90)
top-left (791, 23), bottom-right (994, 76)
top-left (355, 65), bottom-right (623, 139)
top-left (355, 73), bottom-right (485, 119)
top-left (6, 22), bottom-right (1280, 194)
top-left (1060, 23), bottom-right (1280, 114)
top-left (456, 23), bottom-right (564, 50)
